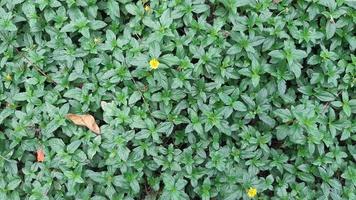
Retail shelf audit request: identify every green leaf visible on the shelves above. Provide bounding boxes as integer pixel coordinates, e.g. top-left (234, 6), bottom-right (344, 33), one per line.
top-left (125, 4), bottom-right (138, 15)
top-left (157, 122), bottom-right (174, 136)
top-left (67, 140), bottom-right (81, 153)
top-left (13, 92), bottom-right (27, 101)
top-left (251, 74), bottom-right (260, 87)
top-left (293, 50), bottom-right (307, 59)
top-left (160, 9), bottom-right (172, 27)
top-left (0, 109), bottom-right (13, 124)
top-left (130, 180), bottom-right (140, 193)
top-left (315, 91), bottom-right (335, 102)
top-left (192, 4), bottom-right (209, 13)
top-left (326, 20), bottom-right (336, 39)
top-left (48, 138), bottom-right (65, 153)
top-left (128, 91), bottom-right (142, 105)
top-left (343, 103), bottom-right (351, 117)
top-left (107, 0), bottom-right (120, 19)
top-left (43, 120), bottom-right (60, 136)
top-left (236, 0), bottom-right (253, 7)
top-left (90, 20), bottom-right (107, 30)
top-left (232, 101), bottom-right (247, 112)
top-left (289, 62), bottom-right (302, 78)
top-left (259, 113), bottom-right (276, 127)
top-left (7, 179), bottom-right (21, 190)
top-left (160, 54), bottom-right (180, 66)
top-left (268, 50), bottom-right (284, 59)
top-left (1, 20), bottom-right (17, 31)
top-left (274, 109), bottom-right (293, 122)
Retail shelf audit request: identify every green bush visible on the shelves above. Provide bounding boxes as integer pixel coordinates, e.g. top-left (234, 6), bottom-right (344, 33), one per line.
top-left (0, 0), bottom-right (355, 199)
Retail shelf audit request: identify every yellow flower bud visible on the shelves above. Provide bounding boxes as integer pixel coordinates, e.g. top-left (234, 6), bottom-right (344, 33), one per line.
top-left (5, 74), bottom-right (12, 81)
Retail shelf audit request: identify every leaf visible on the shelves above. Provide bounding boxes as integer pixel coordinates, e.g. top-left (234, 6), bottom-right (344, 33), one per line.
top-left (227, 45), bottom-right (241, 54)
top-left (36, 149), bottom-right (45, 162)
top-left (251, 74), bottom-right (260, 87)
top-left (100, 101), bottom-right (108, 109)
top-left (160, 9), bottom-right (172, 27)
top-left (48, 138), bottom-right (65, 153)
top-left (129, 91), bottom-right (142, 105)
top-left (157, 122), bottom-right (174, 136)
top-left (192, 4), bottom-right (209, 13)
top-left (1, 20), bottom-right (17, 31)
top-left (289, 62), bottom-right (302, 78)
top-left (160, 54), bottom-right (180, 66)
top-left (66, 114), bottom-right (101, 134)
top-left (90, 20), bottom-right (107, 30)
top-left (259, 113), bottom-right (276, 127)
top-left (60, 23), bottom-right (75, 32)
top-left (315, 91), bottom-right (335, 102)
top-left (107, 0), bottom-right (120, 19)
top-left (236, 0), bottom-right (252, 7)
top-left (43, 120), bottom-right (61, 136)
top-left (268, 50), bottom-right (284, 59)
top-left (125, 4), bottom-right (137, 15)
top-left (326, 20), bottom-right (336, 39)
top-left (232, 101), bottom-right (247, 112)
top-left (0, 108), bottom-right (13, 124)
top-left (13, 92), bottom-right (27, 101)
top-left (343, 103), bottom-right (351, 117)
top-left (7, 179), bottom-right (21, 190)
top-left (278, 80), bottom-right (286, 94)
top-left (67, 140), bottom-right (82, 153)
top-left (293, 50), bottom-right (307, 60)
top-left (274, 109), bottom-right (293, 122)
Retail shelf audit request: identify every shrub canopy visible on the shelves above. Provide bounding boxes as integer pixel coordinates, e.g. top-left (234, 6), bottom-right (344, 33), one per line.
top-left (0, 0), bottom-right (355, 199)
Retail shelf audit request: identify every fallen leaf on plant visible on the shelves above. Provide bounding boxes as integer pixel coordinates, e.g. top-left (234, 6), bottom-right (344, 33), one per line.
top-left (37, 149), bottom-right (45, 162)
top-left (66, 114), bottom-right (100, 134)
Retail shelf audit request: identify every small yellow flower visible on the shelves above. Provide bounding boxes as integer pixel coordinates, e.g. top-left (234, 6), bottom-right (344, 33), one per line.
top-left (247, 187), bottom-right (257, 198)
top-left (94, 37), bottom-right (101, 44)
top-left (149, 58), bottom-right (159, 70)
top-left (5, 74), bottom-right (12, 81)
top-left (144, 5), bottom-right (151, 12)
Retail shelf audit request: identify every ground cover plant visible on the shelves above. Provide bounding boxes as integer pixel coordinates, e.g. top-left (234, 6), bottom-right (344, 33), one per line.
top-left (0, 0), bottom-right (356, 199)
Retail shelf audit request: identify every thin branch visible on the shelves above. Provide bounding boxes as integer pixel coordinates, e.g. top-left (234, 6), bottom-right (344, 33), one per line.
top-left (122, 52), bottom-right (150, 110)
top-left (321, 91), bottom-right (342, 114)
top-left (15, 48), bottom-right (55, 84)
top-left (128, 70), bottom-right (149, 109)
top-left (0, 154), bottom-right (11, 162)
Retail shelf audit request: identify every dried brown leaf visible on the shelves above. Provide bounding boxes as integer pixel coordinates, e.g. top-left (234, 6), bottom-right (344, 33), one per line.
top-left (66, 114), bottom-right (100, 134)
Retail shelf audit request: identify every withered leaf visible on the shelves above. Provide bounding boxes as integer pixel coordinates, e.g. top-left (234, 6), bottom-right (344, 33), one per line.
top-left (36, 149), bottom-right (45, 162)
top-left (66, 114), bottom-right (100, 134)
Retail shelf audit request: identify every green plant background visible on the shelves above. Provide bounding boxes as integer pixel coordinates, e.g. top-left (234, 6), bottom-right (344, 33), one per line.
top-left (0, 0), bottom-right (355, 199)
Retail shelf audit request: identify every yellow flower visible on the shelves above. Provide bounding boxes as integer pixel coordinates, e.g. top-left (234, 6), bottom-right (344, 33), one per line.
top-left (247, 187), bottom-right (257, 198)
top-left (94, 37), bottom-right (101, 44)
top-left (144, 5), bottom-right (151, 12)
top-left (5, 74), bottom-right (12, 81)
top-left (149, 58), bottom-right (159, 70)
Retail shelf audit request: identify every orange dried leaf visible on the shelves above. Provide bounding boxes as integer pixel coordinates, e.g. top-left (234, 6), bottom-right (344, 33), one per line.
top-left (66, 114), bottom-right (100, 134)
top-left (37, 149), bottom-right (45, 162)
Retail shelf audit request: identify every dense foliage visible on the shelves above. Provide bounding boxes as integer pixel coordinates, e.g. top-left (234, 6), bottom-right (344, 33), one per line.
top-left (0, 0), bottom-right (356, 199)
